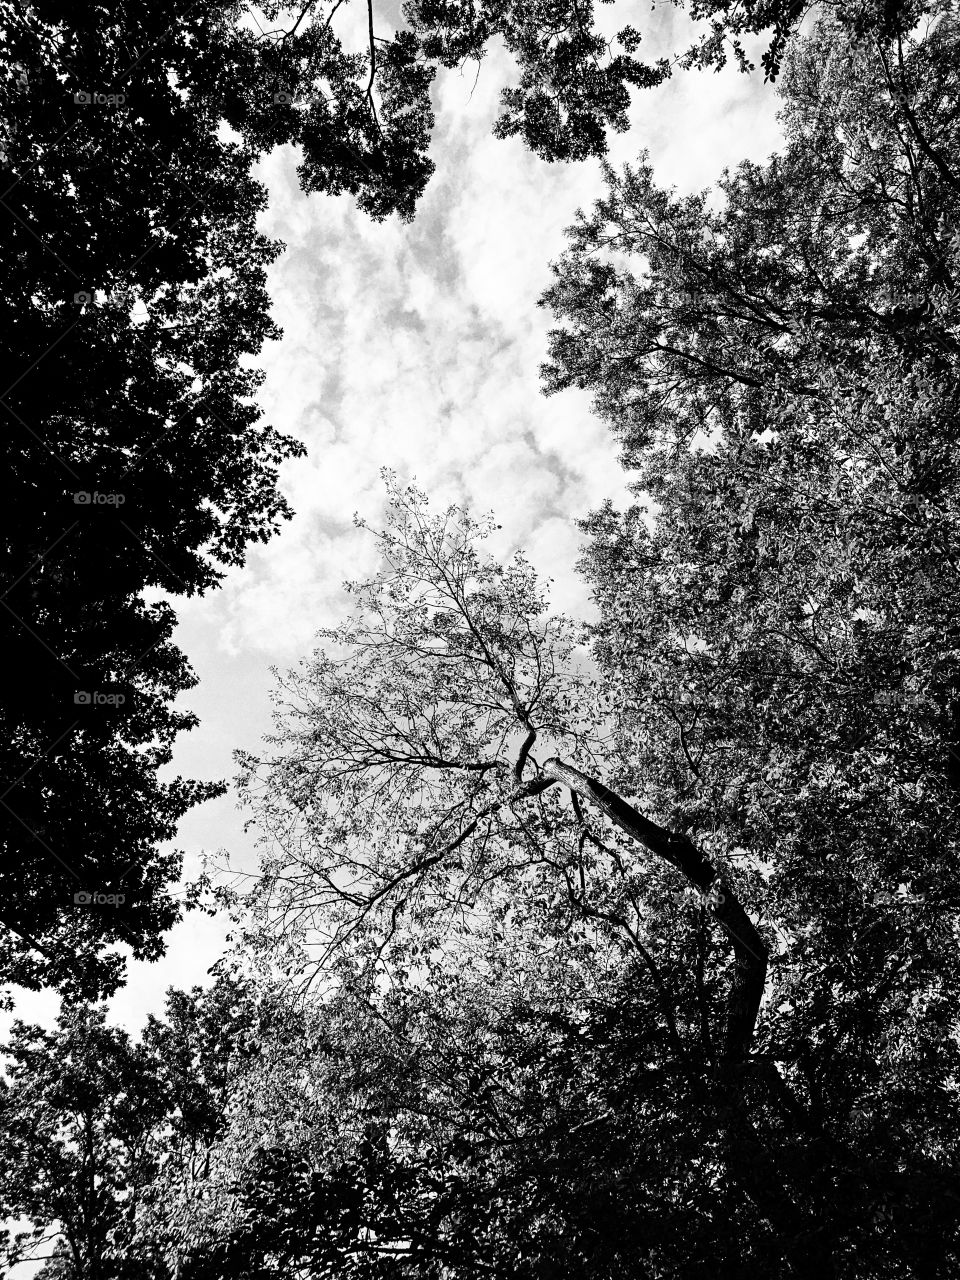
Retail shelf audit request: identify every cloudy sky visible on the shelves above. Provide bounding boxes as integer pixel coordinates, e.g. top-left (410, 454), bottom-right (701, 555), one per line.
top-left (10, 7), bottom-right (786, 1039)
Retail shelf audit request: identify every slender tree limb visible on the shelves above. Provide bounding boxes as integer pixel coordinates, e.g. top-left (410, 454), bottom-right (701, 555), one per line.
top-left (0, 913), bottom-right (81, 974)
top-left (541, 757), bottom-right (768, 1063)
top-left (878, 41), bottom-right (960, 194)
top-left (365, 0), bottom-right (381, 130)
top-left (514, 724), bottom-right (537, 783)
top-left (566, 791), bottom-right (686, 1057)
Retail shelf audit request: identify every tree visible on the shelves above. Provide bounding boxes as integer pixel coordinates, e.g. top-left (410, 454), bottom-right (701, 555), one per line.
top-left (6, 5), bottom-right (960, 1272)
top-left (541, 12), bottom-right (960, 465)
top-left (0, 0), bottom-right (305, 994)
top-left (0, 0), bottom-right (763, 994)
top-left (540, 9), bottom-right (960, 1272)
top-left (63, 9), bottom-right (960, 1275)
top-left (0, 975), bottom-right (265, 1280)
top-left (1, 0), bottom-right (938, 994)
top-left (175, 458), bottom-right (959, 1275)
top-left (204, 477), bottom-right (885, 1273)
top-left (234, 478), bottom-right (767, 1053)
top-left (0, 1005), bottom-right (168, 1279)
top-left (165, 951), bottom-right (818, 1279)
top-left (405, 0), bottom-right (928, 157)
top-left (134, 972), bottom-right (723, 1279)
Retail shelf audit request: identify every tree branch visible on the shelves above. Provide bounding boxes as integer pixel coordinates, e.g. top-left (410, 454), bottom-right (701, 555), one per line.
top-left (878, 41), bottom-right (960, 194)
top-left (514, 725), bottom-right (537, 783)
top-left (365, 0), bottom-right (380, 131)
top-left (0, 913), bottom-right (82, 975)
top-left (541, 757), bottom-right (768, 1063)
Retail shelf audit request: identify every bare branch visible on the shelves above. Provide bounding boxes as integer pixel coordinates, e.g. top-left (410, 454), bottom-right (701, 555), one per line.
top-left (514, 725), bottom-right (537, 783)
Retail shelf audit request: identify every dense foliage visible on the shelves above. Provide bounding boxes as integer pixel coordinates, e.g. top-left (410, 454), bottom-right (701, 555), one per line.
top-left (0, 976), bottom-right (262, 1279)
top-left (191, 13), bottom-right (958, 1276)
top-left (2, 3), bottom-right (959, 1278)
top-left (3, 0), bottom-right (891, 994)
top-left (0, 0), bottom-right (300, 994)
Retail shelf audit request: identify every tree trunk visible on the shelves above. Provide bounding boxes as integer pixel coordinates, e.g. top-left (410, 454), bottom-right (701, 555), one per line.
top-left (541, 757), bottom-right (768, 1063)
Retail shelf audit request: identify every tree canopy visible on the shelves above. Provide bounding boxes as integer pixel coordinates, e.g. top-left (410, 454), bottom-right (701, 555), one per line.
top-left (5, 0), bottom-right (896, 995)
top-left (1, 2), bottom-right (959, 1277)
top-left (1, 0), bottom-right (300, 994)
top-left (0, 974), bottom-right (267, 1280)
top-left (149, 13), bottom-right (960, 1275)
